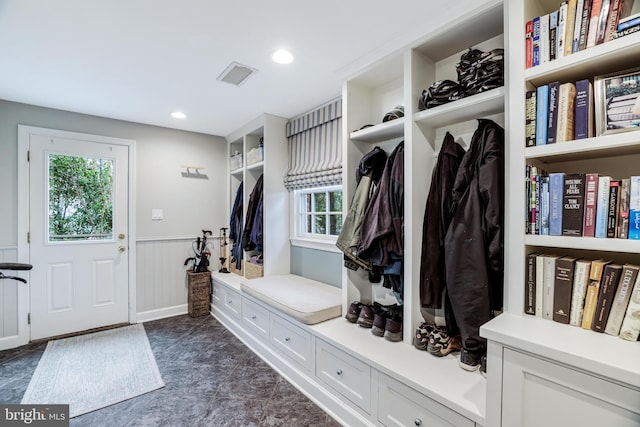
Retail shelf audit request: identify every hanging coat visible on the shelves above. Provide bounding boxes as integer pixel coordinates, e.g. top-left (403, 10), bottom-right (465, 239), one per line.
top-left (444, 119), bottom-right (504, 353)
top-left (242, 174), bottom-right (263, 251)
top-left (229, 182), bottom-right (244, 269)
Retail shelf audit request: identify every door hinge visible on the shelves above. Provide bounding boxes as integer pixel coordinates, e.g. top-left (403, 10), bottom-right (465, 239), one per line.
top-left (27, 150), bottom-right (30, 162)
top-left (27, 232), bottom-right (30, 244)
top-left (27, 313), bottom-right (31, 325)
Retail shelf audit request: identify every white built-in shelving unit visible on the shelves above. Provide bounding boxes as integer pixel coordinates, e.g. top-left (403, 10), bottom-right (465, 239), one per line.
top-left (481, 0), bottom-right (640, 425)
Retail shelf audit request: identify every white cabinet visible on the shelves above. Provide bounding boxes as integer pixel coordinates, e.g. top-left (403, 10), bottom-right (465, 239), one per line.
top-left (270, 312), bottom-right (313, 372)
top-left (222, 287), bottom-right (241, 320)
top-left (241, 296), bottom-right (270, 340)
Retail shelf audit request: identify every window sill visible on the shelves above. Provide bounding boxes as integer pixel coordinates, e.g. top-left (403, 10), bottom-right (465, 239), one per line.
top-left (290, 237), bottom-right (341, 254)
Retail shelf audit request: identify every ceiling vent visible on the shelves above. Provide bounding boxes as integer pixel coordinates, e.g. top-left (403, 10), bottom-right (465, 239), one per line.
top-left (216, 62), bottom-right (258, 86)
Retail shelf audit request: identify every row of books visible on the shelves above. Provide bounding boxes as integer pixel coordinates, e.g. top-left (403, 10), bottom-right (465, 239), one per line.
top-left (526, 0), bottom-right (640, 68)
top-left (526, 168), bottom-right (640, 239)
top-left (525, 254), bottom-right (640, 341)
top-left (525, 79), bottom-right (593, 147)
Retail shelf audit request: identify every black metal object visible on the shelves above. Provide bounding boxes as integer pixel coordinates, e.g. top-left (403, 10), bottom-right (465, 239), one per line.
top-left (0, 263), bottom-right (32, 284)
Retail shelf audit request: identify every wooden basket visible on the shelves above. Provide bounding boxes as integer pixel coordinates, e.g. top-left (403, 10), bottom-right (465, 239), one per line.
top-left (187, 271), bottom-right (211, 317)
top-left (243, 260), bottom-right (264, 279)
top-left (229, 260), bottom-right (243, 276)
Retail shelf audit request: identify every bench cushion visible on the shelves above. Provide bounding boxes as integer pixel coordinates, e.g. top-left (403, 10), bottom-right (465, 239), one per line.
top-left (240, 274), bottom-right (341, 325)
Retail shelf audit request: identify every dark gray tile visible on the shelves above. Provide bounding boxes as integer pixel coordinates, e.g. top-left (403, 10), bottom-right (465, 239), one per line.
top-left (269, 377), bottom-right (313, 405)
top-left (261, 401), bottom-right (328, 427)
top-left (215, 365), bottom-right (279, 400)
top-left (198, 396), bottom-right (267, 427)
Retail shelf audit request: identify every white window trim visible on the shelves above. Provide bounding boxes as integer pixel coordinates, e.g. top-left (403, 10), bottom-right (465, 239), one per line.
top-left (289, 185), bottom-right (342, 254)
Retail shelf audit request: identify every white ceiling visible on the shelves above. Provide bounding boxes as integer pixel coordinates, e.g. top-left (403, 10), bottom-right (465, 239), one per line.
top-left (0, 0), bottom-right (480, 137)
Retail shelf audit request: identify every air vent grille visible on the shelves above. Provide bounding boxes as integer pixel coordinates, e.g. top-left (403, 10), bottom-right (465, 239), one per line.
top-left (217, 62), bottom-right (258, 86)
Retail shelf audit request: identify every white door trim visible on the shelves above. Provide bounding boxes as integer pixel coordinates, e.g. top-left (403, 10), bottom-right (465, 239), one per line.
top-left (17, 125), bottom-right (137, 346)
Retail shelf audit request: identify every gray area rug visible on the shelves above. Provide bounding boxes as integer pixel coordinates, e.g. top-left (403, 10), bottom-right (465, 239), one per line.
top-left (21, 324), bottom-right (164, 418)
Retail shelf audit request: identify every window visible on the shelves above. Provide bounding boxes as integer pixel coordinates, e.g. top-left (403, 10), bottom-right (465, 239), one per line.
top-left (291, 185), bottom-right (343, 251)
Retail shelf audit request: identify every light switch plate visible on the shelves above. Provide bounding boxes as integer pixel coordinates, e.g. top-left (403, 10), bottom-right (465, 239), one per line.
top-left (151, 209), bottom-right (163, 220)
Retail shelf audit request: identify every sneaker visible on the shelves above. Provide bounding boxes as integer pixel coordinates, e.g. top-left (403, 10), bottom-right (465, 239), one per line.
top-left (459, 348), bottom-right (482, 372)
top-left (345, 301), bottom-right (363, 323)
top-left (356, 304), bottom-right (375, 328)
top-left (413, 322), bottom-right (435, 351)
top-left (480, 355), bottom-right (487, 377)
top-left (427, 327), bottom-right (462, 357)
top-left (371, 303), bottom-right (399, 337)
top-left (383, 311), bottom-right (403, 342)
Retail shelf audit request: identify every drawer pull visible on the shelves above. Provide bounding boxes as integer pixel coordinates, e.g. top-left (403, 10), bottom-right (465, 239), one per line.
top-left (227, 299), bottom-right (233, 304)
top-left (285, 337), bottom-right (291, 342)
top-left (336, 369), bottom-right (343, 376)
top-left (414, 418), bottom-right (422, 426)
top-left (251, 315), bottom-right (257, 320)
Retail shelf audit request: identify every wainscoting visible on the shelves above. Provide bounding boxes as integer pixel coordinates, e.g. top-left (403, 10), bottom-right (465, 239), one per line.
top-left (0, 247), bottom-right (19, 341)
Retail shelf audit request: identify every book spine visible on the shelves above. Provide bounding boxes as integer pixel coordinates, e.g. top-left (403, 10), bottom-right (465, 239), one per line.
top-left (550, 11), bottom-right (559, 61)
top-left (605, 0), bottom-right (623, 41)
top-left (629, 176), bottom-right (640, 239)
top-left (596, 0), bottom-right (613, 44)
top-left (526, 20), bottom-right (534, 68)
top-left (525, 90), bottom-right (537, 147)
top-left (540, 14), bottom-right (551, 63)
top-left (536, 85), bottom-right (549, 146)
top-left (570, 260), bottom-right (592, 326)
top-left (540, 176), bottom-right (550, 235)
top-left (583, 173), bottom-right (599, 237)
top-left (606, 180), bottom-right (621, 238)
top-left (543, 256), bottom-right (558, 320)
top-left (574, 79), bottom-right (593, 139)
top-left (525, 253), bottom-right (537, 315)
top-left (564, 0), bottom-right (578, 56)
top-left (581, 260), bottom-right (609, 329)
top-left (579, 0), bottom-right (594, 50)
top-left (613, 22), bottom-right (640, 37)
top-left (618, 178), bottom-right (631, 238)
top-left (530, 166), bottom-right (538, 234)
top-left (619, 271), bottom-right (640, 341)
top-left (573, 0), bottom-right (587, 52)
top-left (618, 14), bottom-right (640, 30)
top-left (587, 0), bottom-right (604, 48)
top-left (526, 165), bottom-right (531, 234)
top-left (562, 173), bottom-right (586, 236)
top-left (533, 16), bottom-right (541, 66)
top-left (549, 173), bottom-right (565, 236)
top-left (592, 263), bottom-right (622, 332)
top-left (536, 174), bottom-right (542, 232)
top-left (553, 257), bottom-right (576, 323)
top-left (558, 4), bottom-right (568, 59)
top-left (535, 255), bottom-right (545, 317)
top-left (595, 175), bottom-right (611, 238)
top-left (547, 82), bottom-right (560, 144)
top-left (556, 82), bottom-right (576, 142)
top-left (605, 265), bottom-right (639, 335)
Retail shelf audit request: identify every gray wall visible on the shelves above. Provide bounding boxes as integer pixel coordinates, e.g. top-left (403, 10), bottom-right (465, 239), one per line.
top-left (290, 246), bottom-right (342, 287)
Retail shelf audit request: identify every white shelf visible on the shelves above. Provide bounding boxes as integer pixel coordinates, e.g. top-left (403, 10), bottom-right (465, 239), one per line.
top-left (526, 131), bottom-right (640, 163)
top-left (481, 313), bottom-right (640, 390)
top-left (525, 32), bottom-right (640, 87)
top-left (230, 167), bottom-right (243, 176)
top-left (414, 87), bottom-right (505, 129)
top-left (246, 160), bottom-right (264, 171)
top-left (349, 118), bottom-right (404, 143)
top-left (525, 235), bottom-right (640, 254)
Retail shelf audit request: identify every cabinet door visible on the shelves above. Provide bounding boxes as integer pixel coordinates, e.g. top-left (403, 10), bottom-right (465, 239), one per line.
top-left (502, 348), bottom-right (640, 427)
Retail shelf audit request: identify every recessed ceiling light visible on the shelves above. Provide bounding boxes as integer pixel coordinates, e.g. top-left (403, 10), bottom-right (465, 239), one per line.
top-left (272, 49), bottom-right (294, 64)
top-left (171, 111), bottom-right (187, 119)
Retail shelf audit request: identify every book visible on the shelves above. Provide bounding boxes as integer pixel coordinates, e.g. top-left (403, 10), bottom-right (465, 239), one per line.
top-left (525, 90), bottom-right (537, 146)
top-left (549, 172), bottom-right (566, 236)
top-left (530, 166), bottom-right (539, 234)
top-left (618, 12), bottom-right (640, 30)
top-left (587, 0), bottom-right (604, 48)
top-left (526, 165), bottom-right (531, 234)
top-left (619, 268), bottom-right (640, 341)
top-left (574, 79), bottom-right (594, 140)
top-left (553, 256), bottom-right (578, 323)
top-left (536, 173), bottom-right (542, 232)
top-left (614, 21), bottom-right (640, 37)
top-left (543, 254), bottom-right (562, 320)
top-left (618, 178), bottom-right (631, 238)
top-left (550, 10), bottom-right (559, 61)
top-left (547, 82), bottom-right (560, 144)
top-left (628, 176), bottom-right (640, 239)
top-left (573, 0), bottom-right (587, 52)
top-left (596, 0), bottom-right (613, 44)
top-left (533, 16), bottom-right (541, 66)
top-left (558, 3), bottom-right (568, 59)
top-left (526, 20), bottom-right (534, 68)
top-left (606, 180), bottom-right (621, 237)
top-left (583, 173), bottom-right (599, 237)
top-left (595, 175), bottom-right (612, 238)
top-left (581, 259), bottom-right (612, 329)
top-left (525, 253), bottom-right (538, 315)
top-left (605, 264), bottom-right (639, 335)
top-left (605, 0), bottom-right (625, 41)
top-left (536, 85), bottom-right (549, 146)
top-left (556, 82), bottom-right (577, 142)
top-left (535, 254), bottom-right (545, 317)
top-left (540, 175), bottom-right (550, 235)
top-left (540, 13), bottom-right (551, 63)
top-left (564, 0), bottom-right (579, 56)
top-left (562, 173), bottom-right (586, 236)
top-left (592, 263), bottom-right (622, 332)
top-left (579, 0), bottom-right (594, 50)
top-left (570, 259), bottom-right (592, 326)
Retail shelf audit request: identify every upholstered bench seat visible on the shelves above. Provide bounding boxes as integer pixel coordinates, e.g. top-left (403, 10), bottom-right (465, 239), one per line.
top-left (240, 274), bottom-right (341, 325)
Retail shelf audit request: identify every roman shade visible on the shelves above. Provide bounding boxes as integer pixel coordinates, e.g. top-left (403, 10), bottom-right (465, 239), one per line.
top-left (283, 99), bottom-right (342, 190)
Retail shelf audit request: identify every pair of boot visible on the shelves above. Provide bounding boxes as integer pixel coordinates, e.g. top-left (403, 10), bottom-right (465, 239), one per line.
top-left (345, 301), bottom-right (403, 342)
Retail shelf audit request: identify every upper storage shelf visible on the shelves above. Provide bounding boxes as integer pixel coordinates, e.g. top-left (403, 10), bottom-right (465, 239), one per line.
top-left (526, 131), bottom-right (640, 163)
top-left (349, 118), bottom-right (404, 143)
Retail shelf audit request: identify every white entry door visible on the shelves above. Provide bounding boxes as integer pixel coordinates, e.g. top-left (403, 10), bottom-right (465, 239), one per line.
top-left (29, 132), bottom-right (130, 340)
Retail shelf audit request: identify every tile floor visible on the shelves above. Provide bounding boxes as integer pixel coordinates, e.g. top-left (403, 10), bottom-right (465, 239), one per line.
top-left (0, 314), bottom-right (342, 426)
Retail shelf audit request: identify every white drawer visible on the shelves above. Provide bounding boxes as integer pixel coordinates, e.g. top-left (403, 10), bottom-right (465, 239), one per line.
top-left (242, 297), bottom-right (270, 339)
top-left (222, 287), bottom-right (241, 319)
top-left (315, 338), bottom-right (371, 413)
top-left (378, 372), bottom-right (474, 427)
top-left (270, 313), bottom-right (313, 371)
top-left (211, 281), bottom-right (223, 307)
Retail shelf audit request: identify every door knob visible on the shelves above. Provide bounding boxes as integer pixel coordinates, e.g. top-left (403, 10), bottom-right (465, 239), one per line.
top-left (118, 246), bottom-right (126, 252)
top-left (118, 233), bottom-right (126, 240)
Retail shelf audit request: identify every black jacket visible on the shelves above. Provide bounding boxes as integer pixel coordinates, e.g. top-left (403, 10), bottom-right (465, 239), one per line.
top-left (444, 119), bottom-right (504, 352)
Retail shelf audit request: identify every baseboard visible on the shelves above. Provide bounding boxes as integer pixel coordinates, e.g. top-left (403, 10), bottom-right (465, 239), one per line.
top-left (136, 304), bottom-right (189, 323)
